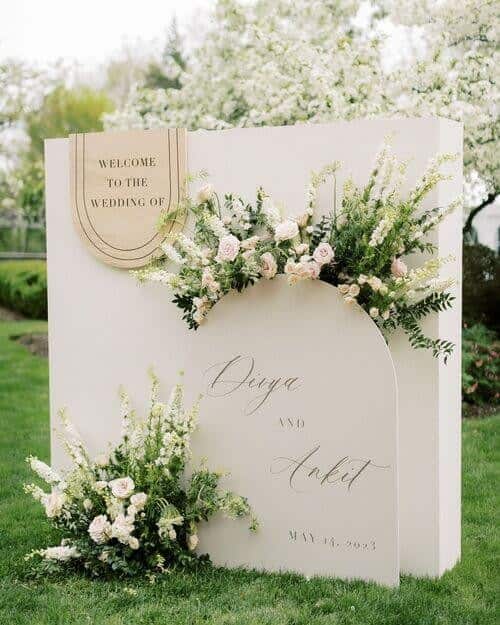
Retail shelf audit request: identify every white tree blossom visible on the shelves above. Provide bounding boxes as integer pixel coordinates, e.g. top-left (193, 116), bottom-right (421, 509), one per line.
top-left (105, 0), bottom-right (497, 224)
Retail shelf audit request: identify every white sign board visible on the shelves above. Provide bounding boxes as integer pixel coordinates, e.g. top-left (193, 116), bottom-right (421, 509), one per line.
top-left (186, 278), bottom-right (399, 586)
top-left (45, 118), bottom-right (462, 578)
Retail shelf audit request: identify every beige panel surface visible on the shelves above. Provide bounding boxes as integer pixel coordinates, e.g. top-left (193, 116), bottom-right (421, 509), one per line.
top-left (185, 277), bottom-right (399, 586)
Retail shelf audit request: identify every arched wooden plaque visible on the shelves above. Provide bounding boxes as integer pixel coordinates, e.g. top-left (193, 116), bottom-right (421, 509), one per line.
top-left (187, 277), bottom-right (399, 586)
top-left (70, 129), bottom-right (186, 268)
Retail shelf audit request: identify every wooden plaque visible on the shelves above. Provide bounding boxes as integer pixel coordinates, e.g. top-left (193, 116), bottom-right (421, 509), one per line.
top-left (70, 129), bottom-right (187, 268)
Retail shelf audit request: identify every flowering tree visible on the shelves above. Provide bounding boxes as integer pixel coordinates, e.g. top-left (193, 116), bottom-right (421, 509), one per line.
top-left (104, 0), bottom-right (386, 129)
top-left (382, 0), bottom-right (499, 233)
top-left (104, 0), bottom-right (497, 231)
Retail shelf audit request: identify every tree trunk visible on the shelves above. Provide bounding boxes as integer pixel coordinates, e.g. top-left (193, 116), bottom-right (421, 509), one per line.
top-left (463, 193), bottom-right (497, 236)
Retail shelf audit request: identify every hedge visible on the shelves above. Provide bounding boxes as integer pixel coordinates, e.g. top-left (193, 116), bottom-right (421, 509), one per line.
top-left (0, 260), bottom-right (47, 319)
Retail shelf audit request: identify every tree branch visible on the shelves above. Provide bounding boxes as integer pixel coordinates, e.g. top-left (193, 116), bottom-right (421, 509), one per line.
top-left (463, 193), bottom-right (498, 236)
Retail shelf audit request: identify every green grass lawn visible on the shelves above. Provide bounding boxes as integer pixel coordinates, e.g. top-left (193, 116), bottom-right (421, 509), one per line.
top-left (0, 320), bottom-right (498, 625)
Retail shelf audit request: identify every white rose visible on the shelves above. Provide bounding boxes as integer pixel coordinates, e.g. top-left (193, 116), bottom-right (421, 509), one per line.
top-left (348, 284), bottom-right (360, 297)
top-left (284, 259), bottom-right (317, 284)
top-left (42, 545), bottom-right (79, 562)
top-left (312, 242), bottom-right (334, 266)
top-left (94, 480), bottom-right (108, 493)
top-left (391, 257), bottom-right (408, 278)
top-left (216, 235), bottom-right (240, 262)
top-left (83, 498), bottom-right (93, 512)
top-left (111, 513), bottom-right (135, 544)
top-left (168, 528), bottom-right (177, 540)
top-left (43, 490), bottom-right (66, 518)
top-left (369, 307), bottom-right (379, 318)
top-left (358, 274), bottom-right (368, 285)
top-left (241, 235), bottom-right (259, 250)
top-left (382, 310), bottom-right (391, 320)
top-left (274, 220), bottom-right (299, 242)
top-left (196, 183), bottom-right (214, 204)
top-left (260, 252), bottom-right (278, 279)
top-left (130, 492), bottom-right (147, 511)
top-left (88, 514), bottom-right (112, 544)
top-left (338, 284), bottom-right (350, 295)
top-left (367, 276), bottom-right (382, 292)
top-left (128, 536), bottom-right (140, 550)
top-left (187, 534), bottom-right (199, 551)
top-left (109, 477), bottom-right (135, 499)
top-left (294, 243), bottom-right (309, 255)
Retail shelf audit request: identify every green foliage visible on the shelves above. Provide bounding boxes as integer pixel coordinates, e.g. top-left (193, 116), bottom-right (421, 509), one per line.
top-left (16, 157), bottom-right (45, 226)
top-left (0, 320), bottom-right (498, 624)
top-left (0, 260), bottom-right (47, 319)
top-left (143, 18), bottom-right (186, 91)
top-left (463, 243), bottom-right (500, 332)
top-left (462, 324), bottom-right (499, 407)
top-left (0, 226), bottom-right (46, 254)
top-left (26, 85), bottom-right (114, 158)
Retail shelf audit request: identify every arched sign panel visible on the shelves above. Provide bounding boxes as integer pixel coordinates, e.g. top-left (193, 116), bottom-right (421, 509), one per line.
top-left (70, 128), bottom-right (187, 268)
top-left (188, 278), bottom-right (399, 586)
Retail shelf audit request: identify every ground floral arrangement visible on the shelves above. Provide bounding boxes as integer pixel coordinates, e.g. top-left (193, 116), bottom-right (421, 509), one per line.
top-left (24, 372), bottom-right (256, 578)
top-left (137, 142), bottom-right (461, 360)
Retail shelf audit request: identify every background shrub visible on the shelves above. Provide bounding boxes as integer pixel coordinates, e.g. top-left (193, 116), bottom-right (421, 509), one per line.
top-left (462, 323), bottom-right (499, 411)
top-left (0, 260), bottom-right (47, 319)
top-left (462, 244), bottom-right (500, 332)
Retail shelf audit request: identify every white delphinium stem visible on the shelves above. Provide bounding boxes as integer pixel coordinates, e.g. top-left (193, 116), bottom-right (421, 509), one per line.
top-left (422, 196), bottom-right (463, 233)
top-left (378, 153), bottom-right (397, 201)
top-left (367, 139), bottom-right (393, 207)
top-left (307, 162), bottom-right (340, 214)
top-left (160, 242), bottom-right (185, 265)
top-left (176, 234), bottom-right (204, 264)
top-left (58, 409), bottom-right (89, 467)
top-left (24, 483), bottom-right (47, 502)
top-left (391, 161), bottom-right (408, 201)
top-left (409, 153), bottom-right (457, 205)
top-left (26, 456), bottom-right (63, 486)
top-left (368, 211), bottom-right (396, 247)
top-left (119, 386), bottom-right (133, 440)
top-left (148, 368), bottom-right (160, 410)
top-left (401, 256), bottom-right (455, 296)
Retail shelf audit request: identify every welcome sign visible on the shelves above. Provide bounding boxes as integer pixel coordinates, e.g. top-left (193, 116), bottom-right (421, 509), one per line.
top-left (70, 129), bottom-right (187, 267)
top-left (186, 278), bottom-right (399, 586)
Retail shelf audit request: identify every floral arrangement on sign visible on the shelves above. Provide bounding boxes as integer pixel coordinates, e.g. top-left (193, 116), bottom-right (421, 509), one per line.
top-left (24, 372), bottom-right (256, 578)
top-left (136, 142), bottom-right (461, 360)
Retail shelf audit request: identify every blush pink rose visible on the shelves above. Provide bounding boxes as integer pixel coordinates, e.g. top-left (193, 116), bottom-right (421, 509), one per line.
top-left (312, 242), bottom-right (334, 266)
top-left (260, 252), bottom-right (278, 279)
top-left (391, 257), bottom-right (408, 277)
top-left (274, 220), bottom-right (299, 242)
top-left (216, 235), bottom-right (240, 262)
